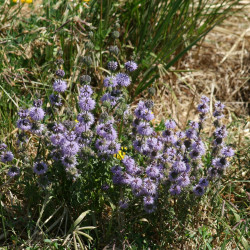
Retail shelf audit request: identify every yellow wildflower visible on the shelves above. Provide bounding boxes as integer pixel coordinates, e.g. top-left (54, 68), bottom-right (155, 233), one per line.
top-left (75, 119), bottom-right (79, 123)
top-left (13, 0), bottom-right (33, 3)
top-left (114, 147), bottom-right (127, 160)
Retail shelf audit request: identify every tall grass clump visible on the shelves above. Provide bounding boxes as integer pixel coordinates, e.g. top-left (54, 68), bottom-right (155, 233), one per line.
top-left (88, 0), bottom-right (242, 97)
top-left (0, 0), bottom-right (242, 105)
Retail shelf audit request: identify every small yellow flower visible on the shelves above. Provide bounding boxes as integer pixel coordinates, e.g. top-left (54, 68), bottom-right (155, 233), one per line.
top-left (75, 119), bottom-right (79, 123)
top-left (13, 0), bottom-right (33, 3)
top-left (114, 147), bottom-right (127, 160)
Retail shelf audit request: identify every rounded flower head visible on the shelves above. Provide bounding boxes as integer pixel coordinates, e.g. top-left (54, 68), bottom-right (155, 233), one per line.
top-left (53, 79), bottom-right (67, 93)
top-left (213, 110), bottom-right (224, 120)
top-left (111, 165), bottom-right (123, 175)
top-left (29, 107), bottom-right (45, 121)
top-left (52, 123), bottom-right (65, 133)
top-left (143, 196), bottom-right (155, 206)
top-left (0, 143), bottom-right (7, 152)
top-left (17, 119), bottom-right (32, 131)
top-left (197, 102), bottom-right (209, 114)
top-left (198, 178), bottom-right (209, 187)
top-left (75, 123), bottom-right (90, 134)
top-left (79, 97), bottom-right (96, 111)
top-left (77, 112), bottom-right (94, 126)
top-left (177, 174), bottom-right (190, 187)
top-left (189, 121), bottom-right (199, 129)
top-left (96, 123), bottom-right (117, 141)
top-left (189, 149), bottom-right (201, 160)
top-left (215, 101), bottom-right (225, 111)
top-left (169, 170), bottom-right (179, 182)
top-left (130, 177), bottom-right (143, 190)
top-left (215, 126), bottom-right (228, 138)
top-left (101, 93), bottom-right (118, 106)
top-left (1, 151), bottom-right (14, 163)
top-left (33, 162), bottom-right (48, 175)
top-left (125, 61), bottom-right (138, 72)
top-left (62, 141), bottom-right (79, 156)
top-left (122, 155), bottom-right (135, 168)
top-left (61, 156), bottom-right (77, 169)
top-left (107, 61), bottom-right (118, 71)
top-left (30, 122), bottom-right (44, 136)
top-left (146, 165), bottom-right (160, 179)
top-left (193, 185), bottom-right (205, 196)
top-left (115, 73), bottom-right (131, 87)
top-left (147, 137), bottom-right (163, 151)
top-left (80, 75), bottom-right (91, 84)
top-left (165, 119), bottom-right (176, 129)
top-left (169, 185), bottom-right (181, 195)
top-left (49, 94), bottom-right (62, 106)
top-left (50, 133), bottom-right (65, 146)
top-left (8, 166), bottom-right (20, 177)
top-left (201, 96), bottom-right (210, 104)
top-left (79, 85), bottom-right (93, 98)
top-left (18, 108), bottom-right (29, 118)
top-left (137, 122), bottom-right (153, 136)
top-left (172, 160), bottom-right (186, 173)
top-left (221, 146), bottom-right (234, 157)
top-left (212, 157), bottom-right (229, 169)
top-left (103, 76), bottom-right (118, 88)
top-left (55, 69), bottom-right (65, 78)
top-left (185, 128), bottom-right (198, 140)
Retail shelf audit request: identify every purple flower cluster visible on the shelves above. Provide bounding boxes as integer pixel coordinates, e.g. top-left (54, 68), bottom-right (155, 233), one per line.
top-left (50, 67), bottom-right (67, 107)
top-left (206, 100), bottom-right (234, 179)
top-left (33, 161), bottom-right (48, 175)
top-left (101, 61), bottom-right (137, 108)
top-left (79, 85), bottom-right (96, 111)
top-left (48, 85), bottom-right (96, 171)
top-left (17, 101), bottom-right (45, 136)
top-left (111, 95), bottom-right (234, 212)
top-left (197, 95), bottom-right (210, 122)
top-left (53, 79), bottom-right (67, 93)
top-left (125, 61), bottom-right (138, 72)
top-left (0, 143), bottom-right (18, 177)
top-left (7, 59), bottom-right (235, 214)
top-left (95, 119), bottom-right (120, 155)
top-left (1, 148), bottom-right (14, 163)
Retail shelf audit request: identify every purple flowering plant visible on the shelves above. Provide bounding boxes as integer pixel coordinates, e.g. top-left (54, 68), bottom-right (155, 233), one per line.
top-left (0, 49), bottom-right (236, 249)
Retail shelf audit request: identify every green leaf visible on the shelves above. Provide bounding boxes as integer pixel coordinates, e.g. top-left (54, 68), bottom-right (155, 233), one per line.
top-left (76, 231), bottom-right (93, 241)
top-left (69, 210), bottom-right (91, 233)
top-left (241, 236), bottom-right (249, 250)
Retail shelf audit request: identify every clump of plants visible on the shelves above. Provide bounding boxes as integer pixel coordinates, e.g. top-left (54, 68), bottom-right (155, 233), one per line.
top-left (1, 52), bottom-right (234, 217)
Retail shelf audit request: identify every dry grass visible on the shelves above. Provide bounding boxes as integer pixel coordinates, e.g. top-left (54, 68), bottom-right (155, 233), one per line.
top-left (153, 4), bottom-right (250, 127)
